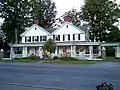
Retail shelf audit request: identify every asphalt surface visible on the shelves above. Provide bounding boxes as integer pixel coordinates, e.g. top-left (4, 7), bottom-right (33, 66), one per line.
top-left (0, 62), bottom-right (120, 90)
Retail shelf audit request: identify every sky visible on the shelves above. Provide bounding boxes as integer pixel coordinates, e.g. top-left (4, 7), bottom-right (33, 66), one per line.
top-left (52, 0), bottom-right (84, 17)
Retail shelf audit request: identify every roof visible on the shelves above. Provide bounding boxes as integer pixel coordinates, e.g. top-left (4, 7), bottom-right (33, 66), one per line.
top-left (79, 24), bottom-right (89, 32)
top-left (52, 22), bottom-right (85, 34)
top-left (45, 28), bottom-right (57, 33)
top-left (21, 24), bottom-right (50, 36)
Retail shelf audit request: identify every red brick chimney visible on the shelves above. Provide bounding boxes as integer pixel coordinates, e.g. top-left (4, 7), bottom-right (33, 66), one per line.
top-left (33, 18), bottom-right (39, 25)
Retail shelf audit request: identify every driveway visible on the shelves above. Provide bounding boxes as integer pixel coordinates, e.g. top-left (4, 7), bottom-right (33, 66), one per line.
top-left (0, 62), bottom-right (120, 90)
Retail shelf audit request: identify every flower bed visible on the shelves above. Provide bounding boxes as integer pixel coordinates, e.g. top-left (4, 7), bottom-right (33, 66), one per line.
top-left (96, 82), bottom-right (114, 90)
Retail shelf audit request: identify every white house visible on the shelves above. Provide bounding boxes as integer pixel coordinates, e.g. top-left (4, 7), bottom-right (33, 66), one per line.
top-left (10, 19), bottom-right (101, 60)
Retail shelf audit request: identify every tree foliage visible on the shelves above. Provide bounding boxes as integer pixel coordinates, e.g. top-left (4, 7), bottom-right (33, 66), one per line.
top-left (43, 38), bottom-right (56, 58)
top-left (40, 0), bottom-right (57, 28)
top-left (107, 26), bottom-right (120, 42)
top-left (0, 0), bottom-right (31, 43)
top-left (81, 0), bottom-right (120, 42)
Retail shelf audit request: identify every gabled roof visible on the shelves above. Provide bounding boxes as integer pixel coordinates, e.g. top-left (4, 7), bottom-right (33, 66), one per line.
top-left (21, 24), bottom-right (50, 36)
top-left (52, 22), bottom-right (85, 34)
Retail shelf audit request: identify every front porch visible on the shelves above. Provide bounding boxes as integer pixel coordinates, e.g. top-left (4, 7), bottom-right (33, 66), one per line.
top-left (10, 44), bottom-right (101, 60)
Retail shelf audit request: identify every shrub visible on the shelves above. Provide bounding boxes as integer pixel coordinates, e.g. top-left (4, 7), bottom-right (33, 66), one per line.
top-left (59, 57), bottom-right (78, 61)
top-left (53, 56), bottom-right (59, 60)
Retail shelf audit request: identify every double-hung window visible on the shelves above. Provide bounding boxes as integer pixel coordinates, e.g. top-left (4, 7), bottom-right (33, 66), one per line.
top-left (40, 36), bottom-right (47, 41)
top-left (63, 34), bottom-right (70, 41)
top-left (73, 34), bottom-right (80, 41)
top-left (53, 35), bottom-right (60, 41)
top-left (25, 36), bottom-right (31, 42)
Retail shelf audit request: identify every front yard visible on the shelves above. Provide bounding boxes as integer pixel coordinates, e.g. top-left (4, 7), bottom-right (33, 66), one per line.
top-left (0, 56), bottom-right (119, 64)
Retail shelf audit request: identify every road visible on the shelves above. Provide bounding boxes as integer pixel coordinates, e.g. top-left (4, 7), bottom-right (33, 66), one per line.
top-left (0, 62), bottom-right (120, 90)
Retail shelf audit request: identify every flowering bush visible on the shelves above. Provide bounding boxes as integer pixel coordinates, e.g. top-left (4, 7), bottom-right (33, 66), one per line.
top-left (96, 82), bottom-right (114, 90)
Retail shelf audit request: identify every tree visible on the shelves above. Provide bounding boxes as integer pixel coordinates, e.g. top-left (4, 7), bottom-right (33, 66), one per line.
top-left (0, 0), bottom-right (31, 43)
top-left (56, 8), bottom-right (82, 27)
top-left (107, 26), bottom-right (120, 42)
top-left (40, 0), bottom-right (57, 28)
top-left (81, 0), bottom-right (120, 42)
top-left (43, 38), bottom-right (56, 59)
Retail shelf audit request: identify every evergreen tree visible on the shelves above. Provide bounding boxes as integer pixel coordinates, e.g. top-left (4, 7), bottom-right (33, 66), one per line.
top-left (81, 0), bottom-right (120, 42)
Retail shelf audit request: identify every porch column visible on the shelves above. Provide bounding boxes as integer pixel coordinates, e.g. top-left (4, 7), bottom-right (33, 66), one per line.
top-left (22, 46), bottom-right (27, 57)
top-left (10, 47), bottom-right (15, 59)
top-left (89, 46), bottom-right (93, 59)
top-left (55, 46), bottom-right (58, 56)
top-left (72, 45), bottom-right (76, 57)
top-left (98, 46), bottom-right (101, 56)
top-left (115, 46), bottom-right (120, 58)
top-left (71, 46), bottom-right (73, 57)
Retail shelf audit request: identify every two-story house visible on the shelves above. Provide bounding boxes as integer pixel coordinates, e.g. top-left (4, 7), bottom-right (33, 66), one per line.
top-left (10, 19), bottom-right (101, 60)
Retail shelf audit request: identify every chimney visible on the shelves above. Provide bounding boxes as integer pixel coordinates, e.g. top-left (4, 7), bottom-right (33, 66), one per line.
top-left (33, 18), bottom-right (39, 25)
top-left (64, 16), bottom-right (72, 22)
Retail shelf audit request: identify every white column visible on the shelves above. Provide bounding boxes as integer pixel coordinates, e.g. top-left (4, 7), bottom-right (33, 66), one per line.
top-left (89, 46), bottom-right (93, 59)
top-left (115, 46), bottom-right (120, 58)
top-left (98, 46), bottom-right (101, 56)
top-left (10, 47), bottom-right (15, 59)
top-left (71, 46), bottom-right (73, 57)
top-left (72, 45), bottom-right (76, 57)
top-left (55, 46), bottom-right (58, 56)
top-left (22, 46), bottom-right (27, 57)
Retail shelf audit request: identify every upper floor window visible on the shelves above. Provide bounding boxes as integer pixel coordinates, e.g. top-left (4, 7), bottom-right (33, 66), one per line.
top-left (53, 35), bottom-right (60, 41)
top-left (25, 36), bottom-right (31, 42)
top-left (32, 36), bottom-right (39, 42)
top-left (40, 36), bottom-right (47, 41)
top-left (73, 34), bottom-right (80, 41)
top-left (63, 34), bottom-right (70, 41)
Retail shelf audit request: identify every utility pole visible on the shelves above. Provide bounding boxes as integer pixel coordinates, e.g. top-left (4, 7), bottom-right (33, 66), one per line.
top-left (15, 28), bottom-right (18, 44)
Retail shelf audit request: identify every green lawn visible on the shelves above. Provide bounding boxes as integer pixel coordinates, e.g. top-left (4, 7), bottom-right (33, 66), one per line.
top-left (0, 58), bottom-right (119, 64)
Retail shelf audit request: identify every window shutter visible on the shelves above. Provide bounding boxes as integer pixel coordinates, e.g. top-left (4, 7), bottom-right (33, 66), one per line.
top-left (53, 35), bottom-right (55, 41)
top-left (73, 34), bottom-right (75, 40)
top-left (58, 35), bottom-right (60, 41)
top-left (68, 34), bottom-right (70, 40)
top-left (32, 36), bottom-right (34, 42)
top-left (78, 34), bottom-right (80, 40)
top-left (63, 35), bottom-right (65, 41)
top-left (40, 36), bottom-right (42, 41)
top-left (45, 36), bottom-right (47, 41)
top-left (37, 36), bottom-right (39, 42)
top-left (25, 37), bottom-right (27, 42)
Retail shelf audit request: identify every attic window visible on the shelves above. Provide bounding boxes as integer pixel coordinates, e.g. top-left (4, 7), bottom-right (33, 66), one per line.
top-left (35, 27), bottom-right (37, 30)
top-left (66, 25), bottom-right (68, 28)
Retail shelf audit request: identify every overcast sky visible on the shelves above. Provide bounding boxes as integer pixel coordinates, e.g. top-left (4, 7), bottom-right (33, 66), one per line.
top-left (52, 0), bottom-right (84, 17)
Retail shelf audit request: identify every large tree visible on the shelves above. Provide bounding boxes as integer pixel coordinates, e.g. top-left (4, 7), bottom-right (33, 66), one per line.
top-left (0, 0), bottom-right (31, 43)
top-left (81, 0), bottom-right (120, 42)
top-left (40, 0), bottom-right (57, 28)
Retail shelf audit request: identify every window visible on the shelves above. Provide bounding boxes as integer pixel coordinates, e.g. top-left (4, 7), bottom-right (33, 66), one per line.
top-left (25, 36), bottom-right (31, 42)
top-left (73, 34), bottom-right (80, 41)
top-left (40, 36), bottom-right (47, 41)
top-left (53, 35), bottom-right (60, 41)
top-left (35, 27), bottom-right (37, 30)
top-left (63, 34), bottom-right (70, 41)
top-left (34, 36), bottom-right (39, 42)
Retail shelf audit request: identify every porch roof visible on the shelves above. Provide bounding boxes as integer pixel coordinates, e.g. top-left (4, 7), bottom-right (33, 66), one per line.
top-left (101, 42), bottom-right (120, 47)
top-left (11, 41), bottom-right (100, 47)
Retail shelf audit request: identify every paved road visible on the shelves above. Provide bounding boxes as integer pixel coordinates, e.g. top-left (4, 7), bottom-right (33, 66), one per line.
top-left (0, 62), bottom-right (120, 90)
